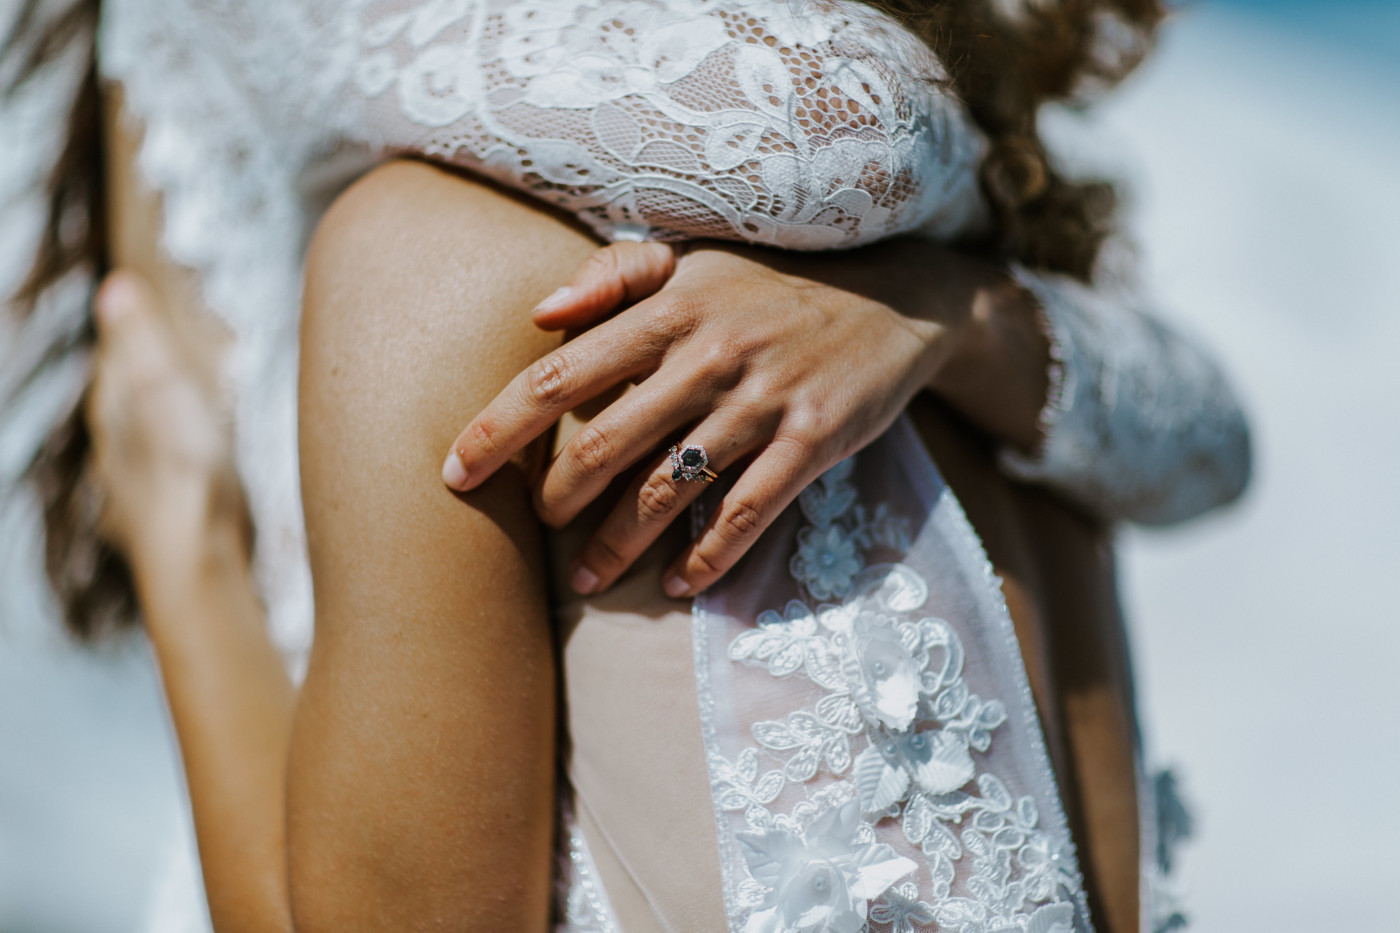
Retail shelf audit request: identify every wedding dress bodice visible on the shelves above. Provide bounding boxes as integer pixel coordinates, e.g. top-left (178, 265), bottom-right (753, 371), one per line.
top-left (0, 2), bottom-right (1239, 931)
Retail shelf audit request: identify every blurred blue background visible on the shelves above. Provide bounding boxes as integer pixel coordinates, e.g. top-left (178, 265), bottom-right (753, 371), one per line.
top-left (1110, 1), bottom-right (1398, 930)
top-left (2, 1), bottom-right (1396, 930)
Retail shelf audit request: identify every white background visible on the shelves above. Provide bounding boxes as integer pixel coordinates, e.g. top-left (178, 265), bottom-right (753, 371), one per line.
top-left (2, 1), bottom-right (1396, 930)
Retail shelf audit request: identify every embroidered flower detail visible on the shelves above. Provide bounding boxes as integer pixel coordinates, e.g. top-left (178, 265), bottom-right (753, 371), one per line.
top-left (738, 800), bottom-right (916, 933)
top-left (721, 455), bottom-right (1079, 929)
top-left (510, 4), bottom-right (729, 106)
top-left (792, 524), bottom-right (862, 601)
top-left (1020, 902), bottom-right (1077, 933)
top-left (844, 613), bottom-right (922, 731)
top-left (731, 601), bottom-right (844, 686)
top-left (395, 42), bottom-right (485, 126)
top-left (870, 883), bottom-right (937, 933)
top-left (853, 727), bottom-right (976, 812)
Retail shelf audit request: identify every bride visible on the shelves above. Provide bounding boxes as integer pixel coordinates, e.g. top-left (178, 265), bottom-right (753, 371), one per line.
top-left (4, 1), bottom-right (1247, 931)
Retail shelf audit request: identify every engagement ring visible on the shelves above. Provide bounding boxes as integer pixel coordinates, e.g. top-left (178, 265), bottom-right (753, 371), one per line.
top-left (669, 444), bottom-right (717, 483)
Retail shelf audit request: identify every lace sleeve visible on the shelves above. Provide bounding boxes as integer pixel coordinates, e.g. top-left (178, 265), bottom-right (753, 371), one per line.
top-left (999, 265), bottom-right (1252, 526)
top-left (341, 0), bottom-right (988, 250)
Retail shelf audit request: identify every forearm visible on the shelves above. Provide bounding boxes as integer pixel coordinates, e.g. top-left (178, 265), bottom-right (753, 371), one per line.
top-left (131, 518), bottom-right (294, 933)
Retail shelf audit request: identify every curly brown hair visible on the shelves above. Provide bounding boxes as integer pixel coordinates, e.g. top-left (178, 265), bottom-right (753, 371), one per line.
top-left (4, 0), bottom-right (1162, 638)
top-left (865, 0), bottom-right (1165, 275)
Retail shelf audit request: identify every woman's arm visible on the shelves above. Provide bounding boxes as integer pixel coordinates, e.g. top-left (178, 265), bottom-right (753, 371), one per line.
top-left (996, 265), bottom-right (1252, 524)
top-left (88, 273), bottom-right (296, 933)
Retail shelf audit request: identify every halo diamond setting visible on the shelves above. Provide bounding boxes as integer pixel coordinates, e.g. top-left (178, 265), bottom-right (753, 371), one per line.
top-left (669, 444), bottom-right (715, 483)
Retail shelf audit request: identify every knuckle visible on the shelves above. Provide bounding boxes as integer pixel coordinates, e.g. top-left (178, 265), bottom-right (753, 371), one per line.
top-left (584, 246), bottom-right (622, 281)
top-left (720, 498), bottom-right (764, 539)
top-left (469, 417), bottom-right (504, 456)
top-left (694, 339), bottom-right (744, 388)
top-left (632, 294), bottom-right (673, 332)
top-left (527, 352), bottom-right (572, 406)
top-left (636, 473), bottom-right (682, 520)
top-left (686, 544), bottom-right (725, 579)
top-left (569, 424), bottom-right (615, 477)
top-left (781, 403), bottom-right (832, 450)
top-left (636, 299), bottom-right (690, 349)
top-left (735, 371), bottom-right (780, 409)
top-left (661, 291), bottom-right (706, 332)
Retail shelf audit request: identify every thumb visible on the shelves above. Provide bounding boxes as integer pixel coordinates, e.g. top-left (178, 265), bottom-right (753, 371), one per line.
top-left (94, 270), bottom-right (163, 342)
top-left (531, 241), bottom-right (676, 331)
top-left (92, 270), bottom-right (177, 381)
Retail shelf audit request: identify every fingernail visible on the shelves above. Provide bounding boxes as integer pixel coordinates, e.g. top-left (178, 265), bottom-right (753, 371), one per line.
top-left (663, 574), bottom-right (690, 599)
top-left (534, 287), bottom-right (572, 314)
top-left (571, 565), bottom-right (599, 595)
top-left (441, 451), bottom-right (469, 489)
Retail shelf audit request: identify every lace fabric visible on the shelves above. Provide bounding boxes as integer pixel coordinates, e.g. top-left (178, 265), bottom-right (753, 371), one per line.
top-left (1002, 266), bottom-right (1251, 525)
top-left (694, 419), bottom-right (1090, 933)
top-left (554, 797), bottom-right (622, 933)
top-left (345, 0), bottom-right (990, 248)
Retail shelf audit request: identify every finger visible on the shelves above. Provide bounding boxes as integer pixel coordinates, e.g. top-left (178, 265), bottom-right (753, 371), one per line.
top-left (534, 372), bottom-right (715, 528)
top-left (91, 272), bottom-right (172, 400)
top-left (661, 437), bottom-right (824, 598)
top-left (89, 273), bottom-right (173, 459)
top-left (568, 420), bottom-right (758, 595)
top-left (94, 271), bottom-right (162, 347)
top-left (531, 241), bottom-right (676, 331)
top-left (442, 321), bottom-right (664, 491)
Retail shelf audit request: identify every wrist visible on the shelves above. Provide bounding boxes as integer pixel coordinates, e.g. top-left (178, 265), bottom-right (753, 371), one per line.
top-left (926, 272), bottom-right (1052, 454)
top-left (126, 476), bottom-right (252, 595)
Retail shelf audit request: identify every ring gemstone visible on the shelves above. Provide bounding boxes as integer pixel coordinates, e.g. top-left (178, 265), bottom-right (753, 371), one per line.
top-left (670, 444), bottom-right (713, 482)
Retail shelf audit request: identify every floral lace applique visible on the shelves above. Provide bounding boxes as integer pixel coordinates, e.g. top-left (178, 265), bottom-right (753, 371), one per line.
top-left (705, 456), bottom-right (1083, 933)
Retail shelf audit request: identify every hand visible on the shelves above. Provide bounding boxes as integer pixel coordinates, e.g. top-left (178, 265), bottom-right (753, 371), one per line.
top-left (441, 242), bottom-right (969, 598)
top-left (87, 271), bottom-right (248, 571)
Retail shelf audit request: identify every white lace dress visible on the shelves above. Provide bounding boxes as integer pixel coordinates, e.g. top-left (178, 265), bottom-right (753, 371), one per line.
top-left (8, 2), bottom-right (1247, 932)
